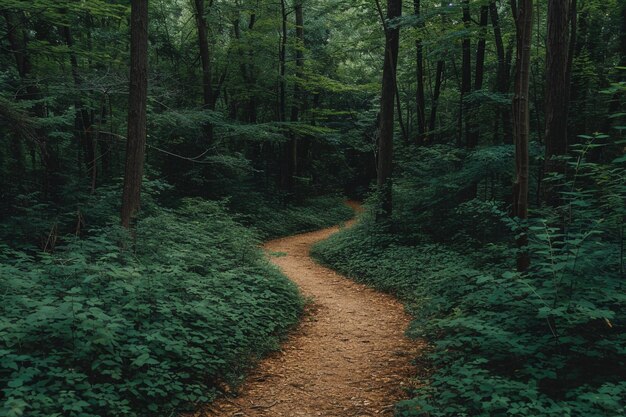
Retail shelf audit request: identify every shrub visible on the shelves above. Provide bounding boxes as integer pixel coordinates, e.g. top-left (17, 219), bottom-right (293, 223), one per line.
top-left (0, 199), bottom-right (303, 417)
top-left (312, 139), bottom-right (625, 417)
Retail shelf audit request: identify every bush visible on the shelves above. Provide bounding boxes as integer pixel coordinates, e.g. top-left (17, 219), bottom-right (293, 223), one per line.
top-left (232, 194), bottom-right (354, 239)
top-left (0, 199), bottom-right (303, 417)
top-left (312, 140), bottom-right (626, 417)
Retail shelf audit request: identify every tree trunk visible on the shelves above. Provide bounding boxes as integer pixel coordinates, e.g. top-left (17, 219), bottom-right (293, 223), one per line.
top-left (460, 0), bottom-right (472, 147)
top-left (466, 5), bottom-right (488, 148)
top-left (428, 60), bottom-right (444, 141)
top-left (193, 0), bottom-right (214, 143)
top-left (377, 0), bottom-right (402, 220)
top-left (414, 0), bottom-right (426, 144)
top-left (279, 0), bottom-right (287, 123)
top-left (62, 25), bottom-right (97, 185)
top-left (544, 0), bottom-right (572, 185)
top-left (512, 0), bottom-right (533, 272)
top-left (282, 1), bottom-right (305, 193)
top-left (121, 0), bottom-right (149, 228)
top-left (491, 1), bottom-right (513, 144)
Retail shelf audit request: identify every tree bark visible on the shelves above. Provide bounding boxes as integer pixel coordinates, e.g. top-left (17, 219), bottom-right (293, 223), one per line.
top-left (62, 25), bottom-right (97, 185)
top-left (428, 60), bottom-right (444, 141)
top-left (282, 1), bottom-right (305, 192)
top-left (121, 0), bottom-right (149, 228)
top-left (279, 0), bottom-right (287, 123)
top-left (491, 1), bottom-right (513, 144)
top-left (414, 0), bottom-right (426, 144)
top-left (460, 0), bottom-right (472, 147)
top-left (544, 0), bottom-right (572, 183)
top-left (377, 0), bottom-right (402, 220)
top-left (512, 0), bottom-right (533, 272)
top-left (193, 0), bottom-right (215, 143)
top-left (467, 5), bottom-right (489, 148)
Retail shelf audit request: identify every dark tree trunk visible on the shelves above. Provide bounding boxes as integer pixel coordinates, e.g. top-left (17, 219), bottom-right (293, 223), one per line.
top-left (193, 0), bottom-right (215, 143)
top-left (491, 1), bottom-right (506, 143)
top-left (414, 0), bottom-right (426, 144)
top-left (461, 0), bottom-right (472, 147)
top-left (121, 0), bottom-right (149, 228)
top-left (491, 2), bottom-right (514, 144)
top-left (282, 1), bottom-right (305, 192)
top-left (544, 0), bottom-right (572, 184)
top-left (428, 60), bottom-right (445, 141)
top-left (503, 40), bottom-right (515, 143)
top-left (512, 0), bottom-right (533, 272)
top-left (98, 98), bottom-right (112, 179)
top-left (605, 0), bottom-right (625, 129)
top-left (377, 0), bottom-right (402, 220)
top-left (279, 0), bottom-right (287, 123)
top-left (467, 5), bottom-right (489, 148)
top-left (62, 25), bottom-right (97, 185)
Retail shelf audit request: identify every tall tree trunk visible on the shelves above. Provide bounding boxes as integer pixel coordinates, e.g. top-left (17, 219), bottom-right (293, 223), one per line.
top-left (377, 0), bottom-right (402, 220)
top-left (491, 1), bottom-right (513, 144)
top-left (279, 0), bottom-right (287, 123)
top-left (62, 25), bottom-right (97, 185)
top-left (466, 5), bottom-right (488, 148)
top-left (121, 0), bottom-right (149, 228)
top-left (414, 0), bottom-right (426, 144)
top-left (278, 0), bottom-right (290, 191)
top-left (193, 0), bottom-right (215, 143)
top-left (605, 0), bottom-right (625, 129)
top-left (460, 0), bottom-right (472, 147)
top-left (512, 0), bottom-right (533, 272)
top-left (282, 1), bottom-right (305, 192)
top-left (544, 0), bottom-right (572, 187)
top-left (428, 60), bottom-right (444, 141)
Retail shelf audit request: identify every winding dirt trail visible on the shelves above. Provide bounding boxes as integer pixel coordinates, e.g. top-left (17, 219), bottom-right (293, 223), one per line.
top-left (194, 208), bottom-right (419, 416)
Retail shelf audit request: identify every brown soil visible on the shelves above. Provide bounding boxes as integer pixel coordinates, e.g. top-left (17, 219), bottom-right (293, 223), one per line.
top-left (192, 208), bottom-right (420, 416)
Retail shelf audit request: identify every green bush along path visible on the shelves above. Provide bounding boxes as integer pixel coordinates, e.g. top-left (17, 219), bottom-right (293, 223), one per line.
top-left (191, 205), bottom-right (421, 417)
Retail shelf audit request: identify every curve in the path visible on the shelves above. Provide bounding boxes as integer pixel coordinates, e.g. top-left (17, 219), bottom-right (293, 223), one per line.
top-left (194, 215), bottom-right (419, 417)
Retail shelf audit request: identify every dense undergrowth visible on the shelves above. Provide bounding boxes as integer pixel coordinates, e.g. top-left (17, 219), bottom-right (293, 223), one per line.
top-left (312, 142), bottom-right (625, 417)
top-left (0, 182), bottom-right (351, 417)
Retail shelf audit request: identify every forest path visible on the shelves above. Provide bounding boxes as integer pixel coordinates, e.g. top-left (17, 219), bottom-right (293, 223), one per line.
top-left (193, 203), bottom-right (419, 416)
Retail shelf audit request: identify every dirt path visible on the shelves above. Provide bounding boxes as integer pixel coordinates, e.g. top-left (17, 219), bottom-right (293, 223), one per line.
top-left (193, 212), bottom-right (419, 417)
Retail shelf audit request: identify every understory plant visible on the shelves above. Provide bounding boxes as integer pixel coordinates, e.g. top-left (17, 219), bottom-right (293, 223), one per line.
top-left (313, 138), bottom-right (625, 417)
top-left (0, 199), bottom-right (303, 417)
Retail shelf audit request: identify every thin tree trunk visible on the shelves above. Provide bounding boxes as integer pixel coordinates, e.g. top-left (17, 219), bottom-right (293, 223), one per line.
top-left (461, 0), bottom-right (472, 147)
top-left (414, 0), bottom-right (426, 144)
top-left (428, 60), bottom-right (444, 141)
top-left (467, 5), bottom-right (489, 149)
top-left (193, 0), bottom-right (215, 143)
top-left (62, 25), bottom-right (97, 185)
top-left (512, 0), bottom-right (533, 272)
top-left (377, 0), bottom-right (402, 220)
top-left (282, 1), bottom-right (304, 192)
top-left (278, 0), bottom-right (290, 190)
top-left (279, 0), bottom-right (287, 123)
top-left (491, 1), bottom-right (514, 144)
top-left (121, 0), bottom-right (149, 228)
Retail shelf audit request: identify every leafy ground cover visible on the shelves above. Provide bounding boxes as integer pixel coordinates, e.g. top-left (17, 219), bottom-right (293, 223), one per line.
top-left (0, 190), bottom-right (351, 417)
top-left (232, 194), bottom-right (355, 239)
top-left (312, 143), bottom-right (625, 417)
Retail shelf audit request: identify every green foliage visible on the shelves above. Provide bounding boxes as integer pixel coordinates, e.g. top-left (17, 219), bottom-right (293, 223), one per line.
top-left (312, 141), bottom-right (626, 417)
top-left (0, 199), bottom-right (303, 417)
top-left (232, 195), bottom-right (354, 240)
